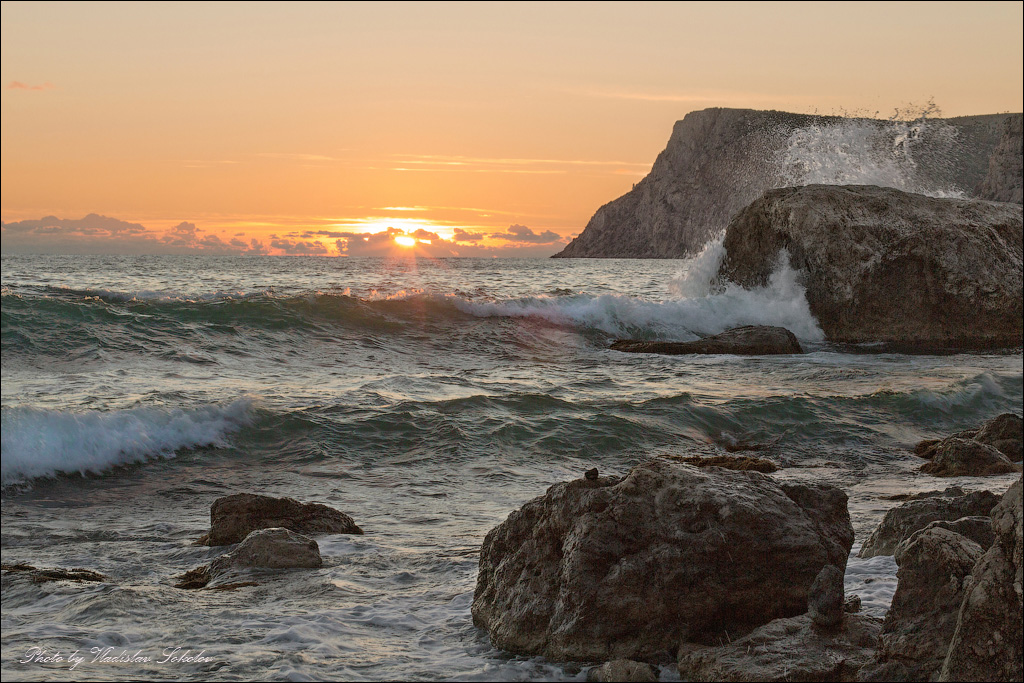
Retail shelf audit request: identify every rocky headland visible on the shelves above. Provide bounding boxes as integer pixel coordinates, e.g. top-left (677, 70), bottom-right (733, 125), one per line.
top-left (554, 108), bottom-right (1017, 259)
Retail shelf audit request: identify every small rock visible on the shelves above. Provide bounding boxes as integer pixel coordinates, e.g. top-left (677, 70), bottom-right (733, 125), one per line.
top-left (920, 438), bottom-right (1020, 477)
top-left (808, 564), bottom-right (845, 628)
top-left (881, 486), bottom-right (965, 501)
top-left (177, 528), bottom-right (322, 590)
top-left (587, 660), bottom-right (658, 682)
top-left (843, 594), bottom-right (862, 613)
top-left (197, 493), bottom-right (362, 546)
top-left (858, 490), bottom-right (1000, 558)
top-left (585, 468), bottom-right (599, 480)
top-left (1, 563), bottom-right (106, 584)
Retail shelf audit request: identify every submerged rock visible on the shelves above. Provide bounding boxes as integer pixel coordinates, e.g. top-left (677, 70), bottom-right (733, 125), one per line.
top-left (471, 460), bottom-right (853, 661)
top-left (0, 563), bottom-right (106, 584)
top-left (919, 438), bottom-right (1020, 477)
top-left (677, 613), bottom-right (882, 682)
top-left (860, 527), bottom-right (983, 682)
top-left (716, 184), bottom-right (1023, 349)
top-left (858, 490), bottom-right (1000, 558)
top-left (587, 660), bottom-right (658, 683)
top-left (611, 325), bottom-right (802, 356)
top-left (176, 527), bottom-right (322, 590)
top-left (197, 493), bottom-right (363, 546)
top-left (939, 477), bottom-right (1023, 682)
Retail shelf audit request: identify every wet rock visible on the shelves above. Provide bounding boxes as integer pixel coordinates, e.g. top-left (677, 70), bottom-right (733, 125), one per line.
top-left (860, 527), bottom-right (983, 681)
top-left (197, 493), bottom-right (362, 546)
top-left (808, 564), bottom-right (846, 628)
top-left (717, 184), bottom-right (1023, 349)
top-left (0, 563), bottom-right (106, 584)
top-left (882, 486), bottom-right (966, 501)
top-left (919, 438), bottom-right (1020, 477)
top-left (844, 594), bottom-right (862, 613)
top-left (662, 453), bottom-right (778, 473)
top-left (176, 528), bottom-right (322, 590)
top-left (939, 477), bottom-right (1023, 682)
top-left (907, 516), bottom-right (995, 552)
top-left (471, 460), bottom-right (853, 661)
top-left (611, 325), bottom-right (802, 356)
top-left (677, 613), bottom-right (882, 682)
top-left (858, 490), bottom-right (1000, 558)
top-left (587, 660), bottom-right (658, 683)
top-left (974, 413), bottom-right (1023, 462)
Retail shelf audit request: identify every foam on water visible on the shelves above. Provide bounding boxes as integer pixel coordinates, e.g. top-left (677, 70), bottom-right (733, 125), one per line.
top-left (0, 399), bottom-right (256, 485)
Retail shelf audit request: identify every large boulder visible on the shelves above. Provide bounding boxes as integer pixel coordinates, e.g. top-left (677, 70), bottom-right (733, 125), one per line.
top-left (919, 438), bottom-right (1020, 477)
top-left (471, 460), bottom-right (853, 661)
top-left (610, 325), bottom-right (802, 355)
top-left (973, 413), bottom-right (1024, 462)
top-left (198, 493), bottom-right (362, 546)
top-left (860, 527), bottom-right (983, 681)
top-left (976, 113), bottom-right (1023, 204)
top-left (858, 490), bottom-right (1000, 558)
top-left (716, 184), bottom-right (1023, 349)
top-left (939, 477), bottom-right (1023, 682)
top-left (677, 613), bottom-right (882, 682)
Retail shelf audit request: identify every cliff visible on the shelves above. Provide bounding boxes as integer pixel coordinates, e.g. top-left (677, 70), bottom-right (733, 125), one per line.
top-left (976, 113), bottom-right (1024, 204)
top-left (553, 108), bottom-right (1017, 258)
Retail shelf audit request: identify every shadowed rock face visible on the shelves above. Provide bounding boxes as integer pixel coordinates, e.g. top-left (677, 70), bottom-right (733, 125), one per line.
top-left (676, 613), bottom-right (882, 682)
top-left (861, 528), bottom-right (984, 682)
top-left (554, 108), bottom-right (1015, 259)
top-left (716, 185), bottom-right (1023, 348)
top-left (940, 477), bottom-right (1023, 682)
top-left (920, 438), bottom-right (1020, 477)
top-left (471, 460), bottom-right (853, 662)
top-left (610, 325), bottom-right (802, 356)
top-left (198, 493), bottom-right (363, 546)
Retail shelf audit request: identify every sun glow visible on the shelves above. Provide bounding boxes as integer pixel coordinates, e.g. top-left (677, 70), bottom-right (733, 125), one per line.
top-left (394, 235), bottom-right (417, 247)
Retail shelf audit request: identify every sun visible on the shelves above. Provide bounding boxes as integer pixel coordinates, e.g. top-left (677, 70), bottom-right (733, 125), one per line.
top-left (394, 235), bottom-right (417, 247)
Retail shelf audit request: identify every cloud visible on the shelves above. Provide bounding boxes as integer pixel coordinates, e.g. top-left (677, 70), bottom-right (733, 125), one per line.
top-left (0, 214), bottom-right (267, 256)
top-left (452, 228), bottom-right (485, 242)
top-left (270, 238), bottom-right (329, 255)
top-left (489, 224), bottom-right (562, 244)
top-left (7, 81), bottom-right (55, 91)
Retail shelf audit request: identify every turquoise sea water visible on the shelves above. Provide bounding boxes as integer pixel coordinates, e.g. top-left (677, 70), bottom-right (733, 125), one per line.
top-left (2, 253), bottom-right (1021, 681)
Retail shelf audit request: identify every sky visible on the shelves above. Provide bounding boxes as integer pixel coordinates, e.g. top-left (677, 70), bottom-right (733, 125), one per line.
top-left (2, 1), bottom-right (1022, 257)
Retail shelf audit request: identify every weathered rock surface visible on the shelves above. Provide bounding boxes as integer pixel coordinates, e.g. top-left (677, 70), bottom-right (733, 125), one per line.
top-left (976, 113), bottom-right (1023, 204)
top-left (858, 490), bottom-right (999, 558)
top-left (176, 528), bottom-right (322, 589)
top-left (471, 460), bottom-right (853, 661)
top-left (919, 438), bottom-right (1020, 477)
top-left (716, 184), bottom-right (1023, 349)
top-left (554, 108), bottom-right (1013, 258)
top-left (939, 477), bottom-right (1023, 682)
top-left (808, 564), bottom-right (846, 628)
top-left (677, 613), bottom-right (882, 682)
top-left (974, 413), bottom-right (1024, 462)
top-left (587, 660), bottom-right (659, 683)
top-left (611, 325), bottom-right (802, 356)
top-left (198, 493), bottom-right (362, 546)
top-left (905, 516), bottom-right (996, 552)
top-left (881, 486), bottom-right (966, 501)
top-left (860, 527), bottom-right (983, 681)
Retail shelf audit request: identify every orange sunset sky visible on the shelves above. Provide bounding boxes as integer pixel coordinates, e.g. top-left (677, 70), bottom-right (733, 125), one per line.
top-left (2, 1), bottom-right (1022, 257)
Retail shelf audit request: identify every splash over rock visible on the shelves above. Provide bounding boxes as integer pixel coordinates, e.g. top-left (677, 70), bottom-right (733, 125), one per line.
top-left (940, 477), bottom-right (1023, 682)
top-left (716, 185), bottom-right (1023, 349)
top-left (471, 460), bottom-right (853, 662)
top-left (198, 493), bottom-right (363, 546)
top-left (858, 490), bottom-right (999, 558)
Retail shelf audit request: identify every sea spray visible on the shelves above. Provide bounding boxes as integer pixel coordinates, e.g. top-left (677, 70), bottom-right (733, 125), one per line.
top-left (0, 398), bottom-right (257, 485)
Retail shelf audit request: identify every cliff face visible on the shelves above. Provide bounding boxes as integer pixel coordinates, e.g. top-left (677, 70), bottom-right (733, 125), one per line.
top-left (553, 108), bottom-right (1016, 258)
top-left (976, 113), bottom-right (1024, 204)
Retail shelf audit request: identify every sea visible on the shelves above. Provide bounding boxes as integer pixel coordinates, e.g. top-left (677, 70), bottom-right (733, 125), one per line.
top-left (1, 248), bottom-right (1021, 681)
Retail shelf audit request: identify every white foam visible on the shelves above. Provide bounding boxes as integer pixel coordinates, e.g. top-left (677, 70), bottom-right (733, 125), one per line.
top-left (0, 399), bottom-right (256, 485)
top-left (452, 248), bottom-right (824, 342)
top-left (777, 109), bottom-right (965, 198)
